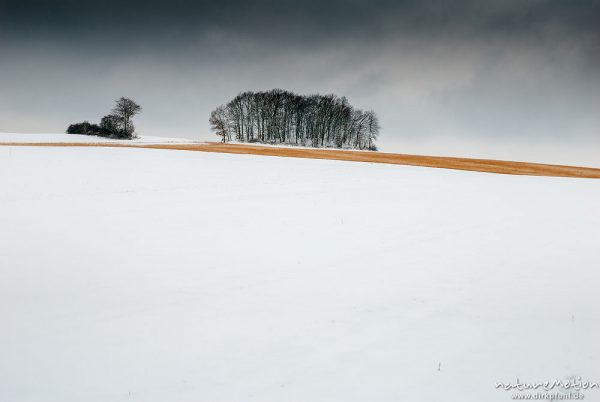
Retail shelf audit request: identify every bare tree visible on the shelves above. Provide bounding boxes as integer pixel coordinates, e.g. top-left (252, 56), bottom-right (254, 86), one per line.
top-left (209, 106), bottom-right (230, 142)
top-left (66, 97), bottom-right (143, 140)
top-left (365, 110), bottom-right (380, 150)
top-left (112, 97), bottom-right (142, 138)
top-left (209, 90), bottom-right (380, 150)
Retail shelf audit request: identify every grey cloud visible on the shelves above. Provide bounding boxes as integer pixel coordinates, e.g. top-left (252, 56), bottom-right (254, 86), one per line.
top-left (1, 0), bottom-right (599, 166)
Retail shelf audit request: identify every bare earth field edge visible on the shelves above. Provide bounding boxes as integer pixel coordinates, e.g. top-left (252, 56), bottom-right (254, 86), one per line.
top-left (2, 142), bottom-right (599, 178)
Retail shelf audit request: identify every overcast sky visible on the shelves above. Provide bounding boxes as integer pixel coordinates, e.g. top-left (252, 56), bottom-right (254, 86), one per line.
top-left (1, 0), bottom-right (599, 165)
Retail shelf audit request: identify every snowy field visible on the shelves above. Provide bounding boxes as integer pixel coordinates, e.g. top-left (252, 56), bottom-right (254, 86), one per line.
top-left (0, 132), bottom-right (197, 144)
top-left (1, 144), bottom-right (599, 401)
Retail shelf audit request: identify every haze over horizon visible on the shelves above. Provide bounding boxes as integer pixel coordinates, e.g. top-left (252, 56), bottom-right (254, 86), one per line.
top-left (1, 0), bottom-right (599, 166)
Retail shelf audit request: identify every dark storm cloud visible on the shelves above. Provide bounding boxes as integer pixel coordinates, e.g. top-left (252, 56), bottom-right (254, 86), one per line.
top-left (1, 0), bottom-right (599, 165)
top-left (3, 0), bottom-right (598, 47)
top-left (2, 0), bottom-right (387, 44)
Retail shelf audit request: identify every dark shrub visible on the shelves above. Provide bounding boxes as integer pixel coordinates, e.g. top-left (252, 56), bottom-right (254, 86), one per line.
top-left (67, 121), bottom-right (107, 137)
top-left (66, 98), bottom-right (141, 140)
top-left (100, 114), bottom-right (123, 138)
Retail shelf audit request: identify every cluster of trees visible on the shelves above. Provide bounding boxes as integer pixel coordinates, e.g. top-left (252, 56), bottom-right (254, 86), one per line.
top-left (210, 89), bottom-right (379, 150)
top-left (67, 97), bottom-right (142, 139)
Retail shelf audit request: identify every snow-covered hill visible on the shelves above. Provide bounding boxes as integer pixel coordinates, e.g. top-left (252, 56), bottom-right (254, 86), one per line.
top-left (1, 144), bottom-right (599, 402)
top-left (0, 132), bottom-right (197, 144)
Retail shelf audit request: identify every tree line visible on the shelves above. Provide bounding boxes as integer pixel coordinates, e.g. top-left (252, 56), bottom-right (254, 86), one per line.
top-left (210, 89), bottom-right (379, 150)
top-left (67, 97), bottom-right (142, 139)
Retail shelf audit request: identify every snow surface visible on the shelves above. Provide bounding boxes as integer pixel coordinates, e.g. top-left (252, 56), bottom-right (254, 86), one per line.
top-left (0, 132), bottom-right (197, 144)
top-left (1, 145), bottom-right (599, 402)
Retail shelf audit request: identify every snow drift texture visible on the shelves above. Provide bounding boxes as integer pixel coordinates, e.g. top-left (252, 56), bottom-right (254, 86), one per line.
top-left (1, 141), bottom-right (599, 401)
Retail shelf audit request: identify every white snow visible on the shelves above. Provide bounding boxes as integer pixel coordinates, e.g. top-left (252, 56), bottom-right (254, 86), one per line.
top-left (0, 144), bottom-right (599, 402)
top-left (0, 132), bottom-right (198, 144)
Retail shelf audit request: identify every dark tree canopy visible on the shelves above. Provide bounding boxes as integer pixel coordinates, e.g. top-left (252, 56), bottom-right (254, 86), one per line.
top-left (210, 89), bottom-right (379, 150)
top-left (66, 121), bottom-right (102, 136)
top-left (100, 114), bottom-right (121, 136)
top-left (66, 97), bottom-right (141, 139)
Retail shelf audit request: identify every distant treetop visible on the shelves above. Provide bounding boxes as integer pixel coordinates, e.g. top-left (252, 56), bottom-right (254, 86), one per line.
top-left (210, 89), bottom-right (379, 150)
top-left (66, 97), bottom-right (142, 140)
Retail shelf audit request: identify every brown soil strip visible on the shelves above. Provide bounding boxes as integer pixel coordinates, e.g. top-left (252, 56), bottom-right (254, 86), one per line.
top-left (2, 141), bottom-right (599, 178)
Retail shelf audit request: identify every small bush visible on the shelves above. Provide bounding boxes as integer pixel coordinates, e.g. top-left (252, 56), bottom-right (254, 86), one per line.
top-left (66, 121), bottom-right (104, 136)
